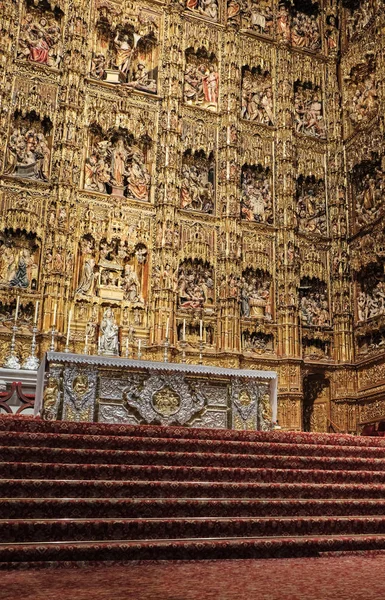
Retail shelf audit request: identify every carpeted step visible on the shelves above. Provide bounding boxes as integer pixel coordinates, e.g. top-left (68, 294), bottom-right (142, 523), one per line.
top-left (2, 415), bottom-right (385, 448)
top-left (4, 430), bottom-right (385, 459)
top-left (4, 516), bottom-right (385, 543)
top-left (2, 461), bottom-right (385, 485)
top-left (1, 478), bottom-right (385, 499)
top-left (3, 534), bottom-right (385, 564)
top-left (4, 497), bottom-right (385, 520)
top-left (5, 445), bottom-right (385, 472)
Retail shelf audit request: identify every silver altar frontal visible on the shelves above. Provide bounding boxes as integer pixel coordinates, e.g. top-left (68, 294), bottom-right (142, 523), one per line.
top-left (35, 352), bottom-right (278, 430)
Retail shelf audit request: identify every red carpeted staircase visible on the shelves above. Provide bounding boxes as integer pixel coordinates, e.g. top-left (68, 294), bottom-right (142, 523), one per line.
top-left (3, 415), bottom-right (385, 567)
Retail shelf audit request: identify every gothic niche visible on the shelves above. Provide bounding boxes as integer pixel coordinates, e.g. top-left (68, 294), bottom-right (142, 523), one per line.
top-left (4, 112), bottom-right (52, 181)
top-left (294, 81), bottom-right (326, 139)
top-left (177, 321), bottom-right (215, 346)
top-left (290, 0), bottom-right (321, 51)
top-left (227, 0), bottom-right (273, 36)
top-left (84, 126), bottom-right (152, 201)
top-left (351, 155), bottom-right (384, 230)
top-left (241, 67), bottom-right (274, 125)
top-left (186, 0), bottom-right (219, 21)
top-left (345, 0), bottom-right (375, 41)
top-left (75, 235), bottom-right (147, 304)
top-left (177, 259), bottom-right (214, 309)
top-left (242, 330), bottom-right (274, 354)
top-left (357, 328), bottom-right (385, 357)
top-left (240, 268), bottom-right (272, 320)
top-left (180, 150), bottom-right (215, 214)
top-left (0, 232), bottom-right (40, 290)
top-left (344, 58), bottom-right (378, 129)
top-left (90, 12), bottom-right (159, 93)
top-left (18, 0), bottom-right (63, 68)
top-left (296, 175), bottom-right (327, 235)
top-left (356, 263), bottom-right (385, 323)
top-left (299, 278), bottom-right (330, 327)
top-left (302, 336), bottom-right (330, 360)
top-left (240, 164), bottom-right (273, 224)
top-left (184, 48), bottom-right (219, 112)
top-left (0, 300), bottom-right (35, 325)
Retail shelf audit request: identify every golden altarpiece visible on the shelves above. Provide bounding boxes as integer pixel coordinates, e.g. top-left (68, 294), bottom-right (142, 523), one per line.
top-left (0, 0), bottom-right (384, 432)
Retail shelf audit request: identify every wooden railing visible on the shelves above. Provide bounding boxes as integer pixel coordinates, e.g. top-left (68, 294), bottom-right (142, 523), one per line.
top-left (0, 382), bottom-right (35, 414)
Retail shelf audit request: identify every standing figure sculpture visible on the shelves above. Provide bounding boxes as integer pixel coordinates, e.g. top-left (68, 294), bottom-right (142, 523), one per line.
top-left (99, 307), bottom-right (119, 355)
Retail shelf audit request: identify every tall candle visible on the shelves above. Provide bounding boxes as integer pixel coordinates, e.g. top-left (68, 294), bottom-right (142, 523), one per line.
top-left (85, 333), bottom-right (88, 346)
top-left (183, 319), bottom-right (186, 341)
top-left (66, 309), bottom-right (72, 346)
top-left (200, 319), bottom-right (203, 340)
top-left (138, 339), bottom-right (141, 352)
top-left (165, 317), bottom-right (169, 340)
top-left (34, 300), bottom-right (39, 325)
top-left (52, 303), bottom-right (57, 327)
top-left (14, 296), bottom-right (20, 323)
top-left (126, 338), bottom-right (129, 351)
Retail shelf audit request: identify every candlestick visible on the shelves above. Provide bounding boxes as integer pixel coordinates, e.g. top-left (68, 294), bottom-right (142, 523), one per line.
top-left (34, 300), bottom-right (39, 326)
top-left (183, 319), bottom-right (186, 341)
top-left (83, 332), bottom-right (89, 355)
top-left (64, 309), bottom-right (72, 352)
top-left (180, 339), bottom-right (187, 364)
top-left (200, 319), bottom-right (203, 341)
top-left (165, 317), bottom-right (169, 340)
top-left (199, 338), bottom-right (205, 365)
top-left (163, 337), bottom-right (170, 363)
top-left (52, 302), bottom-right (57, 327)
top-left (125, 338), bottom-right (130, 359)
top-left (3, 325), bottom-right (21, 369)
top-left (49, 326), bottom-right (56, 352)
top-left (23, 326), bottom-right (39, 370)
top-left (137, 338), bottom-right (142, 360)
top-left (14, 296), bottom-right (20, 323)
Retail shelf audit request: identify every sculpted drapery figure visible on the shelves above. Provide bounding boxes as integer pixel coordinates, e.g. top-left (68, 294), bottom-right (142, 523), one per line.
top-left (241, 68), bottom-right (274, 126)
top-left (296, 176), bottom-right (327, 235)
top-left (240, 165), bottom-right (273, 224)
top-left (352, 156), bottom-right (384, 230)
top-left (346, 60), bottom-right (378, 128)
top-left (5, 116), bottom-right (52, 181)
top-left (300, 279), bottom-right (330, 327)
top-left (0, 237), bottom-right (39, 290)
top-left (84, 129), bottom-right (151, 201)
top-left (294, 82), bottom-right (326, 139)
top-left (186, 0), bottom-right (219, 21)
top-left (180, 151), bottom-right (215, 214)
top-left (184, 49), bottom-right (219, 111)
top-left (99, 307), bottom-right (119, 355)
top-left (75, 239), bottom-right (95, 297)
top-left (18, 7), bottom-right (63, 68)
top-left (177, 260), bottom-right (214, 309)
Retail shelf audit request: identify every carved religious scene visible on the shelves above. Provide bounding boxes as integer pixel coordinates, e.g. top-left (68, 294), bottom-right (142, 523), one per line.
top-left (290, 1), bottom-right (321, 51)
top-left (180, 150), bottom-right (215, 214)
top-left (240, 164), bottom-right (273, 224)
top-left (345, 0), bottom-right (375, 41)
top-left (0, 232), bottom-right (40, 291)
top-left (177, 259), bottom-right (214, 309)
top-left (303, 336), bottom-right (330, 360)
top-left (184, 48), bottom-right (219, 111)
top-left (227, 0), bottom-right (273, 36)
top-left (299, 278), bottom-right (330, 327)
top-left (75, 234), bottom-right (147, 305)
top-left (350, 155), bottom-right (384, 231)
top-left (90, 7), bottom-right (159, 93)
top-left (242, 330), bottom-right (274, 353)
top-left (356, 263), bottom-right (385, 323)
top-left (344, 59), bottom-right (378, 129)
top-left (294, 81), bottom-right (326, 139)
top-left (84, 126), bottom-right (152, 200)
top-left (296, 175), bottom-right (327, 235)
top-left (18, 0), bottom-right (63, 68)
top-left (186, 0), bottom-right (219, 21)
top-left (241, 67), bottom-right (274, 125)
top-left (240, 268), bottom-right (272, 320)
top-left (4, 112), bottom-right (52, 181)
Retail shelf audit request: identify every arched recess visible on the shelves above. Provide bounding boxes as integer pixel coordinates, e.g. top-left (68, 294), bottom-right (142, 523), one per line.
top-left (302, 373), bottom-right (330, 433)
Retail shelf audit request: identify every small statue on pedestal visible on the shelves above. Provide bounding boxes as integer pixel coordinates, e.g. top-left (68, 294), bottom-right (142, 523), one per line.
top-left (99, 307), bottom-right (119, 356)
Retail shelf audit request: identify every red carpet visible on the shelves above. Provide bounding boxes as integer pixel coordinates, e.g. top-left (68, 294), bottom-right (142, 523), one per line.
top-left (2, 555), bottom-right (385, 599)
top-left (3, 416), bottom-right (385, 566)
